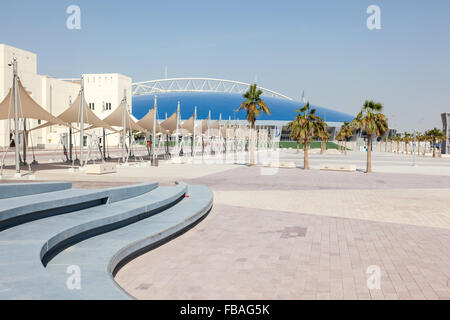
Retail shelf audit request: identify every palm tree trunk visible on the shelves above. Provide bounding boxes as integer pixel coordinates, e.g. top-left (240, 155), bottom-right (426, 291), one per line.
top-left (303, 141), bottom-right (309, 170)
top-left (250, 126), bottom-right (255, 165)
top-left (366, 135), bottom-right (372, 173)
top-left (297, 142), bottom-right (300, 153)
top-left (433, 140), bottom-right (436, 158)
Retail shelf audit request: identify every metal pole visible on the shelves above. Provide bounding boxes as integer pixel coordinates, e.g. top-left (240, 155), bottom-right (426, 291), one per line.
top-left (69, 96), bottom-right (72, 162)
top-left (176, 101), bottom-right (180, 154)
top-left (13, 58), bottom-right (20, 174)
top-left (219, 113), bottom-right (222, 154)
top-left (122, 89), bottom-right (127, 163)
top-left (413, 129), bottom-right (417, 167)
top-left (152, 96), bottom-right (157, 162)
top-left (22, 118), bottom-right (27, 165)
top-left (193, 106), bottom-right (197, 158)
top-left (80, 76), bottom-right (85, 167)
top-left (102, 128), bottom-right (106, 160)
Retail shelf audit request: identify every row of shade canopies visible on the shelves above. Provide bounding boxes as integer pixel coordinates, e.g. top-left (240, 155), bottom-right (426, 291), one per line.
top-left (0, 78), bottom-right (254, 151)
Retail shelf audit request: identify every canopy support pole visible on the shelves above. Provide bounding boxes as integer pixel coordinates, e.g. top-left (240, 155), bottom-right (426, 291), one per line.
top-left (122, 89), bottom-right (127, 163)
top-left (193, 106), bottom-right (197, 158)
top-left (152, 96), bottom-right (157, 164)
top-left (13, 58), bottom-right (20, 174)
top-left (22, 119), bottom-right (27, 165)
top-left (103, 128), bottom-right (106, 160)
top-left (80, 76), bottom-right (85, 167)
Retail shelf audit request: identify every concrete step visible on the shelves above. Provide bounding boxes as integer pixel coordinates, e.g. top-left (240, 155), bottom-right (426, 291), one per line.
top-left (0, 182), bottom-right (72, 200)
top-left (0, 182), bottom-right (158, 232)
top-left (0, 182), bottom-right (193, 299)
top-left (45, 184), bottom-right (213, 300)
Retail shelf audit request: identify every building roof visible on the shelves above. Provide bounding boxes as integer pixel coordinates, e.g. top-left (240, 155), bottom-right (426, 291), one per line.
top-left (132, 91), bottom-right (354, 124)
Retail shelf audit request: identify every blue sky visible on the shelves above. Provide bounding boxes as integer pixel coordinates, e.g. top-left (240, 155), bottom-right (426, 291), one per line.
top-left (1, 0), bottom-right (449, 131)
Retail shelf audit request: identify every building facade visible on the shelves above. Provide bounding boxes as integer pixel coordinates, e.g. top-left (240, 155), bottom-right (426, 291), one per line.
top-left (442, 113), bottom-right (450, 154)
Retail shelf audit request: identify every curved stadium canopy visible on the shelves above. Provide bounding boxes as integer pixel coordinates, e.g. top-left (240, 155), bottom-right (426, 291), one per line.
top-left (132, 92), bottom-right (354, 124)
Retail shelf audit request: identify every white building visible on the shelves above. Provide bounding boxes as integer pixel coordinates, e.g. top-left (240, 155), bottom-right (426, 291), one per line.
top-left (0, 44), bottom-right (132, 150)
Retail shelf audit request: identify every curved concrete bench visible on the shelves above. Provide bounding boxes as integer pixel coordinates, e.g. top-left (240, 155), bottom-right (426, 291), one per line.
top-left (45, 185), bottom-right (213, 299)
top-left (0, 182), bottom-right (72, 199)
top-left (0, 182), bottom-right (158, 232)
top-left (0, 182), bottom-right (187, 299)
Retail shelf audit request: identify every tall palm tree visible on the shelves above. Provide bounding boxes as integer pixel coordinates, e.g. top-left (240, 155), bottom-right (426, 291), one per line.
top-left (416, 132), bottom-right (424, 156)
top-left (318, 126), bottom-right (330, 155)
top-left (336, 121), bottom-right (353, 155)
top-left (287, 119), bottom-right (302, 153)
top-left (287, 102), bottom-right (326, 170)
top-left (350, 100), bottom-right (388, 173)
top-left (405, 132), bottom-right (413, 155)
top-left (426, 128), bottom-right (445, 158)
top-left (237, 84), bottom-right (271, 166)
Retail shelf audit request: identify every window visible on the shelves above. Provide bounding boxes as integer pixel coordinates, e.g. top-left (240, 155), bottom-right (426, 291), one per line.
top-left (89, 103), bottom-right (95, 110)
top-left (83, 136), bottom-right (87, 147)
top-left (37, 119), bottom-right (41, 125)
top-left (104, 102), bottom-right (112, 111)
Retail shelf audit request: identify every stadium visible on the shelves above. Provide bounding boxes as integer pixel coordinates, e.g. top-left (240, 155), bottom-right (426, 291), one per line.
top-left (132, 78), bottom-right (354, 141)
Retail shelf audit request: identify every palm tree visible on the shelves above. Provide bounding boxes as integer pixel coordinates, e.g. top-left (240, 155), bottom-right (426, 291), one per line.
top-left (402, 132), bottom-right (411, 154)
top-left (287, 102), bottom-right (327, 170)
top-left (336, 121), bottom-right (353, 155)
top-left (335, 129), bottom-right (344, 153)
top-left (426, 128), bottom-right (445, 158)
top-left (318, 126), bottom-right (330, 154)
top-left (238, 84), bottom-right (271, 166)
top-left (350, 100), bottom-right (388, 173)
top-left (395, 135), bottom-right (401, 153)
top-left (417, 132), bottom-right (424, 156)
top-left (287, 118), bottom-right (302, 153)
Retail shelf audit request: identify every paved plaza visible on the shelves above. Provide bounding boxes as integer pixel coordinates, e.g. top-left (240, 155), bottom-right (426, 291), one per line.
top-left (1, 150), bottom-right (450, 300)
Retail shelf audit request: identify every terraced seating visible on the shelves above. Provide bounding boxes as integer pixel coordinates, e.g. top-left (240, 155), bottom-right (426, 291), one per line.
top-left (46, 185), bottom-right (213, 299)
top-left (0, 182), bottom-right (71, 199)
top-left (0, 181), bottom-right (213, 300)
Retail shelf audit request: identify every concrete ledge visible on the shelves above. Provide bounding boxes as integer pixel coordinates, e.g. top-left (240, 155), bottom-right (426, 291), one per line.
top-left (320, 164), bottom-right (356, 172)
top-left (262, 161), bottom-right (296, 168)
top-left (86, 163), bottom-right (117, 175)
top-left (0, 182), bottom-right (189, 299)
top-left (45, 184), bottom-right (213, 299)
top-left (0, 182), bottom-right (158, 232)
top-left (0, 182), bottom-right (72, 199)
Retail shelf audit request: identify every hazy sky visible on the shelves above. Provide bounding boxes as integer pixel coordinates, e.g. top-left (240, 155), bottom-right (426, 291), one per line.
top-left (1, 0), bottom-right (449, 131)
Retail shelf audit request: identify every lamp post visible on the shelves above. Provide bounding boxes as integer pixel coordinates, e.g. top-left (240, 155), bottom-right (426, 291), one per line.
top-left (69, 96), bottom-right (73, 162)
top-left (12, 58), bottom-right (20, 175)
top-left (79, 76), bottom-right (85, 167)
top-left (122, 89), bottom-right (127, 163)
top-left (413, 129), bottom-right (417, 167)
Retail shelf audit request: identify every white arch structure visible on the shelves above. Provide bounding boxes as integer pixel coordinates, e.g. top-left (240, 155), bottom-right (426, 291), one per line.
top-left (132, 78), bottom-right (293, 100)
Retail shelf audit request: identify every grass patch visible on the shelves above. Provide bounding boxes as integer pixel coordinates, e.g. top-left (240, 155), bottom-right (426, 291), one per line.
top-left (279, 141), bottom-right (339, 150)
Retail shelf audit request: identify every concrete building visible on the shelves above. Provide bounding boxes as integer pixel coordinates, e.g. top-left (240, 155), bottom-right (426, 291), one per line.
top-left (442, 113), bottom-right (450, 154)
top-left (0, 44), bottom-right (131, 150)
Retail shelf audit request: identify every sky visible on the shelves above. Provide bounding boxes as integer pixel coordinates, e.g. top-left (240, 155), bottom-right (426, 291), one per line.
top-left (0, 0), bottom-right (449, 131)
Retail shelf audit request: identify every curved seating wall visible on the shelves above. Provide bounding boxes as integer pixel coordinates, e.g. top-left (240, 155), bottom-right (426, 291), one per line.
top-left (0, 181), bottom-right (213, 300)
